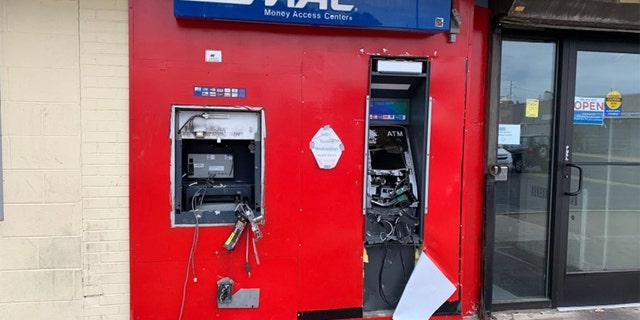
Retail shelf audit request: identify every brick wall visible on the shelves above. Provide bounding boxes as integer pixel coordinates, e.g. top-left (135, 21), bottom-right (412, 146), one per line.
top-left (80, 0), bottom-right (129, 319)
top-left (0, 1), bottom-right (129, 319)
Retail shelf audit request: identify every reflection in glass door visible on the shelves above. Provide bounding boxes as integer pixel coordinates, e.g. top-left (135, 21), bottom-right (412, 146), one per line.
top-left (488, 36), bottom-right (640, 310)
top-left (492, 40), bottom-right (556, 303)
top-left (561, 47), bottom-right (640, 306)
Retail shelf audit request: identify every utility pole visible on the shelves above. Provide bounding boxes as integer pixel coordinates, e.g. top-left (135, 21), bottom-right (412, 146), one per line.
top-left (508, 80), bottom-right (514, 101)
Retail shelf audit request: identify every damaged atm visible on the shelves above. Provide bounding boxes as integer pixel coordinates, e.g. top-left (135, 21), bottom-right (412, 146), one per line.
top-left (128, 0), bottom-right (483, 318)
top-left (171, 106), bottom-right (266, 290)
top-left (363, 57), bottom-right (431, 313)
top-left (170, 106), bottom-right (266, 308)
top-left (171, 106), bottom-right (264, 228)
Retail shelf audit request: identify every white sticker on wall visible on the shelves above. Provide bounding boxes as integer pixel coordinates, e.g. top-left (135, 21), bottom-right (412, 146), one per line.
top-left (205, 50), bottom-right (222, 63)
top-left (309, 125), bottom-right (344, 170)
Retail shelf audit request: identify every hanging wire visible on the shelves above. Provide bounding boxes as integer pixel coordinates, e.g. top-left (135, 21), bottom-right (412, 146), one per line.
top-left (178, 211), bottom-right (200, 320)
top-left (178, 183), bottom-right (209, 320)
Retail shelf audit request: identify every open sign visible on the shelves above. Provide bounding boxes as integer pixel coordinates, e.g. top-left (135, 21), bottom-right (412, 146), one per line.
top-left (574, 99), bottom-right (604, 111)
top-left (574, 97), bottom-right (604, 125)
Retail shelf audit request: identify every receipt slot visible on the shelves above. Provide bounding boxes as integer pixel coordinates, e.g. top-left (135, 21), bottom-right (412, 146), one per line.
top-left (363, 57), bottom-right (431, 312)
top-left (171, 106), bottom-right (265, 226)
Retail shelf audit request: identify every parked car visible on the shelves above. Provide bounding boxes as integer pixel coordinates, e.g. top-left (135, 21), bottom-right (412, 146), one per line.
top-left (504, 135), bottom-right (551, 172)
top-left (497, 146), bottom-right (513, 171)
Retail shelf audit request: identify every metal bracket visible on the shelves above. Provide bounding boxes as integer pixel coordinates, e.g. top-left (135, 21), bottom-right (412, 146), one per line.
top-left (448, 8), bottom-right (462, 43)
top-left (216, 277), bottom-right (260, 309)
top-left (489, 165), bottom-right (509, 182)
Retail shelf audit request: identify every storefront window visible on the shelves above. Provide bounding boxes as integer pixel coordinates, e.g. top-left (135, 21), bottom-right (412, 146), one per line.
top-left (567, 51), bottom-right (640, 272)
top-left (493, 40), bottom-right (556, 302)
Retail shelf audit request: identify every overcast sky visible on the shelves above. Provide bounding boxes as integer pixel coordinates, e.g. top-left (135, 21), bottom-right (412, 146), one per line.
top-left (500, 41), bottom-right (640, 103)
top-left (500, 41), bottom-right (556, 104)
top-left (575, 51), bottom-right (640, 97)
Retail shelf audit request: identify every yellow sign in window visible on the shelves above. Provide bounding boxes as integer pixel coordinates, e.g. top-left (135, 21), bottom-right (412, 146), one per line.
top-left (605, 90), bottom-right (622, 110)
top-left (526, 99), bottom-right (539, 118)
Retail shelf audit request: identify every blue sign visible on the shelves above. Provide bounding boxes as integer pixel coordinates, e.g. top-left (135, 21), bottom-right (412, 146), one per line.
top-left (370, 99), bottom-right (409, 122)
top-left (605, 105), bottom-right (622, 117)
top-left (573, 97), bottom-right (604, 125)
top-left (174, 0), bottom-right (451, 32)
top-left (574, 110), bottom-right (604, 125)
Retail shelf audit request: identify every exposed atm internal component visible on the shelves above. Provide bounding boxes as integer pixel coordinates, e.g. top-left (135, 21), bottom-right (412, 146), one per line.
top-left (363, 57), bottom-right (431, 313)
top-left (187, 153), bottom-right (234, 179)
top-left (183, 184), bottom-right (252, 214)
top-left (171, 107), bottom-right (264, 225)
top-left (365, 126), bottom-right (419, 245)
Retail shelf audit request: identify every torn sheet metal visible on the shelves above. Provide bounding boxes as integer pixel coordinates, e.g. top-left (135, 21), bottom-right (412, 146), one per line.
top-left (393, 252), bottom-right (456, 320)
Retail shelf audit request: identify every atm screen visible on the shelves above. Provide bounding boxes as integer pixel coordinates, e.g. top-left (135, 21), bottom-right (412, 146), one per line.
top-left (369, 100), bottom-right (409, 123)
top-left (368, 126), bottom-right (410, 170)
top-left (370, 148), bottom-right (406, 170)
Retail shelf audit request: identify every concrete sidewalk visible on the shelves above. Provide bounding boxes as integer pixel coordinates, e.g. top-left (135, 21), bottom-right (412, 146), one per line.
top-left (491, 304), bottom-right (640, 320)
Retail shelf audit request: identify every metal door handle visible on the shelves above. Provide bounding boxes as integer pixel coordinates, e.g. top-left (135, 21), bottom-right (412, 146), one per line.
top-left (565, 163), bottom-right (583, 196)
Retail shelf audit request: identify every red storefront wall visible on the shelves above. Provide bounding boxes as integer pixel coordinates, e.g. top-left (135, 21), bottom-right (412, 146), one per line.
top-left (129, 1), bottom-right (489, 319)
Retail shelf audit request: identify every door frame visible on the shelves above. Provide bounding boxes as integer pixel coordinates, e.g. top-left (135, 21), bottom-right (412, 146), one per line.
top-left (483, 29), bottom-right (561, 313)
top-left (553, 39), bottom-right (640, 307)
top-left (482, 27), bottom-right (640, 315)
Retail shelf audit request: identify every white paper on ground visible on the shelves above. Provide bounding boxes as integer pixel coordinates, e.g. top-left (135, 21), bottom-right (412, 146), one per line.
top-left (392, 252), bottom-right (457, 320)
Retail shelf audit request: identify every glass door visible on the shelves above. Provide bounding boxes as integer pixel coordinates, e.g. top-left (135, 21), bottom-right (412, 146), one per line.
top-left (557, 42), bottom-right (640, 306)
top-left (492, 39), bottom-right (557, 304)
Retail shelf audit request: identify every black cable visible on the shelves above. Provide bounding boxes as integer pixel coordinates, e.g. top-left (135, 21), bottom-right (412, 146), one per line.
top-left (379, 244), bottom-right (401, 305)
top-left (378, 243), bottom-right (413, 306)
top-left (178, 210), bottom-right (200, 320)
top-left (177, 113), bottom-right (207, 134)
top-left (178, 182), bottom-right (211, 320)
top-left (399, 245), bottom-right (408, 285)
